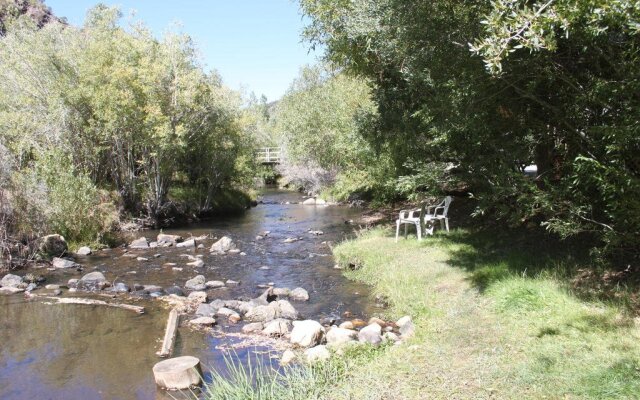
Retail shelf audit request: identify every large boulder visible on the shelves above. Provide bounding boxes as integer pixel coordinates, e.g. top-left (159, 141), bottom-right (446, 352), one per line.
top-left (129, 237), bottom-right (149, 249)
top-left (77, 271), bottom-right (108, 291)
top-left (185, 275), bottom-right (206, 291)
top-left (38, 234), bottom-right (67, 257)
top-left (245, 305), bottom-right (277, 322)
top-left (210, 236), bottom-right (236, 253)
top-left (272, 300), bottom-right (298, 320)
top-left (358, 323), bottom-right (382, 345)
top-left (290, 320), bottom-right (325, 348)
top-left (242, 322), bottom-right (264, 333)
top-left (157, 234), bottom-right (183, 245)
top-left (195, 303), bottom-right (218, 317)
top-left (302, 198), bottom-right (316, 205)
top-left (326, 327), bottom-right (358, 348)
top-left (52, 257), bottom-right (79, 269)
top-left (289, 287), bottom-right (309, 301)
top-left (1, 274), bottom-right (23, 288)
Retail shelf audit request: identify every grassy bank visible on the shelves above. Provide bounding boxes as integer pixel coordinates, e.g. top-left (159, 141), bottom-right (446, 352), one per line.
top-left (201, 227), bottom-right (640, 399)
top-left (329, 228), bottom-right (640, 399)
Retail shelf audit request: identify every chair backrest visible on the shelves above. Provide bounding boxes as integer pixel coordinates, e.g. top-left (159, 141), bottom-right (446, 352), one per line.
top-left (442, 196), bottom-right (452, 216)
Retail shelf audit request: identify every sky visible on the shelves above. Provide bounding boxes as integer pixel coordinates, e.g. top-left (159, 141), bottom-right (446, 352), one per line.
top-left (45, 0), bottom-right (320, 101)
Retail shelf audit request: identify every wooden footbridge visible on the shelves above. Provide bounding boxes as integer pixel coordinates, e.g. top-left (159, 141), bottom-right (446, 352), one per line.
top-left (256, 147), bottom-right (282, 164)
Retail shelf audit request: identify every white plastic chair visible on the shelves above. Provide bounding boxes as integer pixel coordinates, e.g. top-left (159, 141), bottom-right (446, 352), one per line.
top-left (395, 196), bottom-right (452, 242)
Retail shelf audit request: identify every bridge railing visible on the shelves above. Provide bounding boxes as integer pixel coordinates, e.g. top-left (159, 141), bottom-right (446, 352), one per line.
top-left (256, 147), bottom-right (282, 164)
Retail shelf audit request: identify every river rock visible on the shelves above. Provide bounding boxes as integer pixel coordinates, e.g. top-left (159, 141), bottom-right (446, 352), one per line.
top-left (157, 234), bottom-right (183, 245)
top-left (262, 319), bottom-right (292, 337)
top-left (177, 239), bottom-right (196, 249)
top-left (273, 300), bottom-right (298, 319)
top-left (338, 321), bottom-right (354, 330)
top-left (396, 315), bottom-right (415, 338)
top-left (280, 350), bottom-right (296, 365)
top-left (326, 327), bottom-right (358, 348)
top-left (242, 322), bottom-right (264, 333)
top-left (185, 275), bottom-right (206, 291)
top-left (52, 257), bottom-right (79, 269)
top-left (368, 317), bottom-right (388, 327)
top-left (129, 237), bottom-right (149, 249)
top-left (302, 198), bottom-right (316, 205)
top-left (53, 289), bottom-right (62, 296)
top-left (304, 345), bottom-right (330, 362)
top-left (383, 332), bottom-right (401, 343)
top-left (289, 287), bottom-right (309, 301)
top-left (68, 278), bottom-right (79, 288)
top-left (137, 257), bottom-right (149, 262)
top-left (189, 317), bottom-right (216, 326)
top-left (187, 259), bottom-right (205, 268)
top-left (196, 303), bottom-right (218, 317)
top-left (225, 279), bottom-right (239, 285)
top-left (0, 287), bottom-right (24, 294)
top-left (45, 284), bottom-right (60, 290)
top-left (188, 291), bottom-right (208, 303)
top-left (272, 287), bottom-right (291, 297)
top-left (358, 323), bottom-right (382, 345)
top-left (1, 274), bottom-right (23, 288)
top-left (315, 198), bottom-right (327, 205)
top-left (38, 234), bottom-right (67, 257)
top-left (290, 320), bottom-right (325, 348)
top-left (24, 282), bottom-right (37, 292)
top-left (245, 304), bottom-right (277, 322)
top-left (210, 236), bottom-right (235, 253)
top-left (217, 307), bottom-right (240, 320)
top-left (153, 356), bottom-right (202, 390)
top-left (76, 246), bottom-right (92, 256)
top-left (77, 271), bottom-right (107, 291)
top-left (165, 286), bottom-right (184, 296)
top-left (205, 280), bottom-right (225, 289)
top-left (111, 282), bottom-right (130, 293)
top-left (283, 237), bottom-right (299, 243)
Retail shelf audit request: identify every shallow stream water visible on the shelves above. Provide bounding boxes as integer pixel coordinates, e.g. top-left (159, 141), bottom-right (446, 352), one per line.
top-left (0, 189), bottom-right (379, 400)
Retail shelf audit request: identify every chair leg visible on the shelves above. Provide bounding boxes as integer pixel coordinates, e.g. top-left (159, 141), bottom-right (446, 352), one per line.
top-left (440, 219), bottom-right (445, 231)
top-left (445, 218), bottom-right (450, 232)
top-left (417, 222), bottom-right (422, 241)
top-left (395, 221), bottom-right (400, 243)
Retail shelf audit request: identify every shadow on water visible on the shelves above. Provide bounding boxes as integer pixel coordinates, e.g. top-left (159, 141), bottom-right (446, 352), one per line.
top-left (0, 189), bottom-right (380, 399)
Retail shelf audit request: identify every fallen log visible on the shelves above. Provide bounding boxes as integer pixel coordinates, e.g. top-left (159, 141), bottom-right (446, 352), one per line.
top-left (153, 356), bottom-right (202, 390)
top-left (43, 297), bottom-right (145, 314)
top-left (157, 308), bottom-right (179, 358)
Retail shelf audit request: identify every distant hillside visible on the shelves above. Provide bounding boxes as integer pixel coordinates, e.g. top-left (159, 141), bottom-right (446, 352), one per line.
top-left (0, 0), bottom-right (58, 34)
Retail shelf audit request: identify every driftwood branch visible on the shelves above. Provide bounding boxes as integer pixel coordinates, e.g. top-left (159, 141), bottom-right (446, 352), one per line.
top-left (43, 297), bottom-right (145, 314)
top-left (157, 308), bottom-right (180, 358)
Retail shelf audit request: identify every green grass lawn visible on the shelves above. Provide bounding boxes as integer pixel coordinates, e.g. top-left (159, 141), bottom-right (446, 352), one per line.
top-left (201, 227), bottom-right (640, 399)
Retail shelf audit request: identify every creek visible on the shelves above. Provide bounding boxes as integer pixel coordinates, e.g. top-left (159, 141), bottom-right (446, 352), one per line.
top-left (0, 189), bottom-right (380, 399)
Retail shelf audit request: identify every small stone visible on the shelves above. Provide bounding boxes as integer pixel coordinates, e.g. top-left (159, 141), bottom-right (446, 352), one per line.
top-left (144, 285), bottom-right (164, 294)
top-left (172, 267), bottom-right (183, 272)
top-left (326, 327), bottom-right (358, 348)
top-left (272, 287), bottom-right (291, 297)
top-left (185, 275), bottom-right (206, 291)
top-left (262, 319), bottom-right (292, 337)
top-left (197, 244), bottom-right (205, 249)
top-left (205, 280), bottom-right (225, 289)
top-left (290, 320), bottom-right (325, 348)
top-left (177, 239), bottom-right (196, 249)
top-left (137, 257), bottom-right (149, 262)
top-left (228, 249), bottom-right (241, 254)
top-left (338, 321), bottom-right (354, 330)
top-left (280, 350), bottom-right (296, 365)
top-left (315, 198), bottom-right (327, 205)
top-left (76, 246), bottom-right (92, 256)
top-left (358, 323), bottom-right (382, 345)
top-left (225, 279), bottom-right (239, 285)
top-left (302, 198), bottom-right (316, 205)
top-left (396, 315), bottom-right (415, 339)
top-left (210, 236), bottom-right (235, 253)
top-left (189, 317), bottom-right (216, 326)
top-left (196, 303), bottom-right (217, 317)
top-left (240, 252), bottom-right (247, 256)
top-left (283, 237), bottom-right (299, 243)
top-left (1, 274), bottom-right (23, 288)
top-left (53, 289), bottom-right (62, 296)
top-left (368, 317), bottom-right (387, 327)
top-left (242, 322), bottom-right (264, 333)
top-left (187, 259), bottom-right (205, 268)
top-left (188, 291), bottom-right (208, 303)
top-left (289, 287), bottom-right (309, 301)
top-left (383, 332), bottom-right (401, 343)
top-left (304, 345), bottom-right (330, 362)
top-left (112, 282), bottom-right (130, 293)
top-left (45, 284), bottom-right (60, 290)
top-left (129, 237), bottom-right (149, 249)
top-left (165, 286), bottom-right (184, 296)
top-left (77, 271), bottom-right (108, 291)
top-left (52, 257), bottom-right (79, 269)
top-left (0, 287), bottom-right (24, 294)
top-left (157, 234), bottom-right (183, 245)
top-left (68, 278), bottom-right (79, 288)
top-left (259, 266), bottom-right (270, 270)
top-left (351, 319), bottom-right (366, 328)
